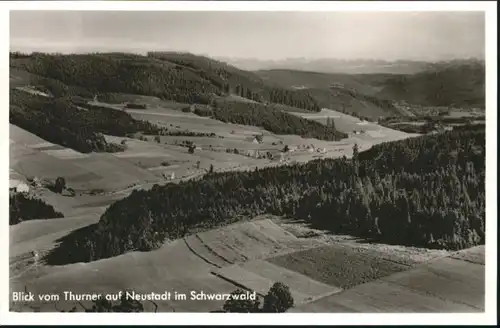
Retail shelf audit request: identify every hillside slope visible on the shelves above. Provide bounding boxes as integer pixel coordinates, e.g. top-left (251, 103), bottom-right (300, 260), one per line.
top-left (10, 52), bottom-right (321, 112)
top-left (377, 62), bottom-right (485, 108)
top-left (256, 62), bottom-right (485, 115)
top-left (256, 70), bottom-right (405, 119)
top-left (256, 69), bottom-right (391, 95)
top-left (46, 126), bottom-right (484, 263)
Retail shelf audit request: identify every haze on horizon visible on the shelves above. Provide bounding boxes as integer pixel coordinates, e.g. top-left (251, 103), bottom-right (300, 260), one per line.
top-left (10, 11), bottom-right (485, 62)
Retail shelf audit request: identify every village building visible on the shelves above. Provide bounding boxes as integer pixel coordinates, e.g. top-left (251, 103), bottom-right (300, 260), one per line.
top-left (31, 177), bottom-right (42, 187)
top-left (10, 180), bottom-right (30, 193)
top-left (245, 136), bottom-right (261, 144)
top-left (162, 172), bottom-right (175, 180)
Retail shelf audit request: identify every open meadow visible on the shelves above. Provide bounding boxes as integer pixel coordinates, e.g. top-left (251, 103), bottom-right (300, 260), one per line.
top-left (9, 68), bottom-right (485, 315)
top-left (10, 95), bottom-right (483, 313)
top-left (9, 213), bottom-right (484, 313)
top-left (289, 246), bottom-right (485, 313)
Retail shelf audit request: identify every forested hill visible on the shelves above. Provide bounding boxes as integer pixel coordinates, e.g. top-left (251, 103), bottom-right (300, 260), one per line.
top-left (46, 125), bottom-right (485, 264)
top-left (10, 193), bottom-right (64, 225)
top-left (257, 69), bottom-right (405, 120)
top-left (9, 88), bottom-right (160, 153)
top-left (377, 62), bottom-right (485, 108)
top-left (256, 61), bottom-right (485, 117)
top-left (9, 51), bottom-right (321, 112)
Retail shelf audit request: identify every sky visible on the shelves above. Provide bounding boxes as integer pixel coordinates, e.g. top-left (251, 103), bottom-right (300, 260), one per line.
top-left (10, 11), bottom-right (485, 61)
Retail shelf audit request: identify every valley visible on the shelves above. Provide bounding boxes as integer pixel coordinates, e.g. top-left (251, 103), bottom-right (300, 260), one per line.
top-left (8, 51), bottom-right (486, 314)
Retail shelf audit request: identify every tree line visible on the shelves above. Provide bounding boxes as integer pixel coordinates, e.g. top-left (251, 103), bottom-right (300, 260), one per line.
top-left (203, 99), bottom-right (347, 141)
top-left (378, 63), bottom-right (485, 108)
top-left (10, 89), bottom-right (158, 153)
top-left (222, 282), bottom-right (294, 313)
top-left (10, 89), bottom-right (214, 153)
top-left (11, 52), bottom-right (322, 112)
top-left (10, 192), bottom-right (63, 225)
top-left (45, 126), bottom-right (484, 263)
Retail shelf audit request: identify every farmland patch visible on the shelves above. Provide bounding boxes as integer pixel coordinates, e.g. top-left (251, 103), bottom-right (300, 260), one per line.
top-left (192, 219), bottom-right (324, 264)
top-left (11, 238), bottom-right (239, 312)
top-left (449, 246), bottom-right (485, 265)
top-left (212, 259), bottom-right (342, 305)
top-left (380, 257), bottom-right (485, 309)
top-left (288, 279), bottom-right (480, 313)
top-left (268, 244), bottom-right (411, 289)
top-left (43, 149), bottom-right (90, 160)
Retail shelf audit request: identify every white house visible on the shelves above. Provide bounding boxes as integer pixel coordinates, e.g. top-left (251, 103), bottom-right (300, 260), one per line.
top-left (10, 180), bottom-right (30, 193)
top-left (162, 172), bottom-right (175, 180)
top-left (32, 177), bottom-right (42, 187)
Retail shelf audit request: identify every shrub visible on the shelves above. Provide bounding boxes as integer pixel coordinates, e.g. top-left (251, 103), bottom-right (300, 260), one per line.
top-left (263, 282), bottom-right (294, 313)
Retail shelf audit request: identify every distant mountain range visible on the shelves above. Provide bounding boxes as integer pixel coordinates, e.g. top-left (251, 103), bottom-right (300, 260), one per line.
top-left (216, 57), bottom-right (485, 75)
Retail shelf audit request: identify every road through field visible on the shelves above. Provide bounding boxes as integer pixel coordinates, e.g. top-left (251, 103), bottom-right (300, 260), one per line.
top-left (125, 109), bottom-right (211, 119)
top-left (109, 160), bottom-right (284, 197)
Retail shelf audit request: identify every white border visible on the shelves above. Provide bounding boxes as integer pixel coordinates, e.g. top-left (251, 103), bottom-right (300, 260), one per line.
top-left (1, 1), bottom-right (497, 326)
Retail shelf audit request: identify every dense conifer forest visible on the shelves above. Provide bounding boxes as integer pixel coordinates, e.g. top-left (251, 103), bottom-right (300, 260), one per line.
top-left (378, 62), bottom-right (485, 108)
top-left (46, 126), bottom-right (485, 263)
top-left (10, 193), bottom-right (64, 225)
top-left (207, 99), bottom-right (347, 141)
top-left (10, 52), bottom-right (321, 112)
top-left (10, 89), bottom-right (160, 153)
top-left (10, 89), bottom-right (218, 153)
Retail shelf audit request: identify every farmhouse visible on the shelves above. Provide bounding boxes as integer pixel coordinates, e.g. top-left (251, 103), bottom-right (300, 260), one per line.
top-left (162, 172), bottom-right (175, 180)
top-left (245, 136), bottom-right (261, 144)
top-left (246, 150), bottom-right (259, 158)
top-left (10, 180), bottom-right (30, 193)
top-left (31, 177), bottom-right (42, 187)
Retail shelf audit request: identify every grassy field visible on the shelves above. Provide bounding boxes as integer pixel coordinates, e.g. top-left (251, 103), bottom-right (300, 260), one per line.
top-left (10, 217), bottom-right (325, 312)
top-left (9, 213), bottom-right (101, 259)
top-left (9, 238), bottom-right (238, 312)
top-left (268, 244), bottom-right (413, 289)
top-left (213, 259), bottom-right (342, 305)
top-left (292, 108), bottom-right (419, 139)
top-left (9, 210), bottom-right (484, 313)
top-left (288, 279), bottom-right (481, 313)
top-left (11, 97), bottom-right (415, 202)
top-left (14, 95), bottom-right (478, 313)
top-left (381, 257), bottom-right (485, 309)
top-left (449, 246), bottom-right (485, 265)
top-left (186, 219), bottom-right (325, 265)
top-left (10, 142), bottom-right (102, 187)
top-left (288, 247), bottom-right (485, 313)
